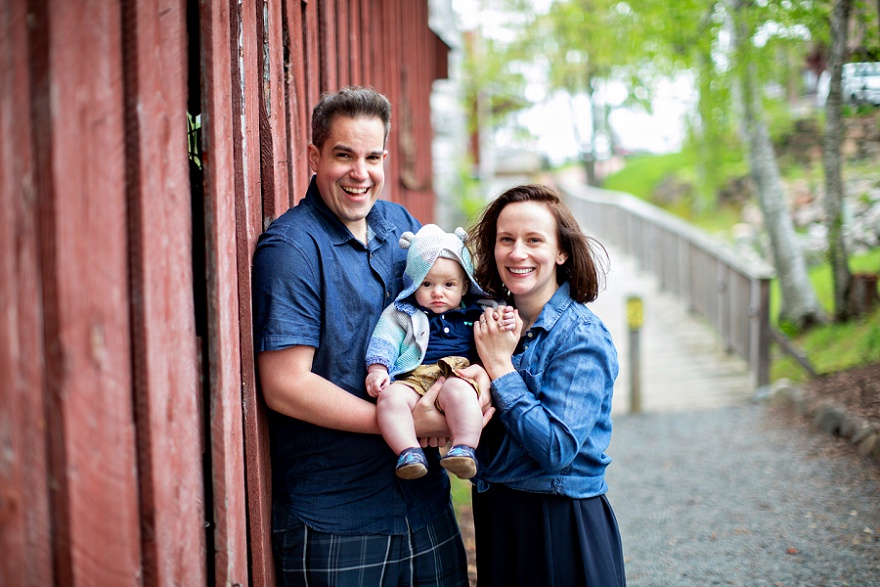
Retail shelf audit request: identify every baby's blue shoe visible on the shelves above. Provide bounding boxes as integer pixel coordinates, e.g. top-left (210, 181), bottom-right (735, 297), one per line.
top-left (396, 447), bottom-right (428, 479)
top-left (440, 445), bottom-right (477, 479)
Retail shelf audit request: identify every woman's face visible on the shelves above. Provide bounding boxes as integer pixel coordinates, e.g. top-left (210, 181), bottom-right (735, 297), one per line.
top-left (494, 201), bottom-right (568, 306)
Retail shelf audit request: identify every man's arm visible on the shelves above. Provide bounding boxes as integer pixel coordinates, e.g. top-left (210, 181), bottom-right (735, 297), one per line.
top-left (258, 346), bottom-right (381, 434)
top-left (258, 345), bottom-right (453, 437)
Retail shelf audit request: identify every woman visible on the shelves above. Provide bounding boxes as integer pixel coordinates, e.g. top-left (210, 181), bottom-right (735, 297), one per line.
top-left (469, 184), bottom-right (626, 587)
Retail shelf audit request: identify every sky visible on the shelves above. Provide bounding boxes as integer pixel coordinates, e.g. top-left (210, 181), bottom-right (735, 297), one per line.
top-left (450, 0), bottom-right (693, 162)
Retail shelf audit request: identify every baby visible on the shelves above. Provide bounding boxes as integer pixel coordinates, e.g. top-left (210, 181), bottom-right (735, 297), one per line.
top-left (365, 224), bottom-right (514, 480)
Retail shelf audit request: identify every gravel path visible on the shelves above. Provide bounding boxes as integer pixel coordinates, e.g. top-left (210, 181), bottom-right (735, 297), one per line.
top-left (604, 404), bottom-right (880, 586)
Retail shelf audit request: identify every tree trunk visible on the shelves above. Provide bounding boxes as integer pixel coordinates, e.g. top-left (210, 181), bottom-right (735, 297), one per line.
top-left (822, 0), bottom-right (854, 321)
top-left (582, 77), bottom-right (599, 187)
top-left (695, 7), bottom-right (722, 214)
top-left (728, 0), bottom-right (826, 329)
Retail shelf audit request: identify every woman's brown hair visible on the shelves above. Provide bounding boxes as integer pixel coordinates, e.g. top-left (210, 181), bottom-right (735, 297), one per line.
top-left (470, 184), bottom-right (607, 304)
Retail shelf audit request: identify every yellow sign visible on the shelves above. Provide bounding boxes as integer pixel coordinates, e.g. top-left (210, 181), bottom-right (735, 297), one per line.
top-left (626, 296), bottom-right (643, 329)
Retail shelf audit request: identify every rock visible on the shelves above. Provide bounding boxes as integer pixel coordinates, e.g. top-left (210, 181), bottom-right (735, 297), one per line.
top-left (857, 433), bottom-right (878, 457)
top-left (839, 414), bottom-right (863, 440)
top-left (814, 402), bottom-right (845, 435)
top-left (851, 420), bottom-right (877, 445)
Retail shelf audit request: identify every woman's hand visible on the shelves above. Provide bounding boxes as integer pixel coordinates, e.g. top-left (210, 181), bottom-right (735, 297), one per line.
top-left (496, 305), bottom-right (517, 332)
top-left (474, 307), bottom-right (521, 381)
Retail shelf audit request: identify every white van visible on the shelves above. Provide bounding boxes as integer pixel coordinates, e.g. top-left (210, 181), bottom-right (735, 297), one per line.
top-left (843, 62), bottom-right (880, 106)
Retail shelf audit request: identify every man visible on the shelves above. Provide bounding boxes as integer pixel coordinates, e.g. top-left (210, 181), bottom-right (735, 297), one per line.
top-left (252, 86), bottom-right (480, 586)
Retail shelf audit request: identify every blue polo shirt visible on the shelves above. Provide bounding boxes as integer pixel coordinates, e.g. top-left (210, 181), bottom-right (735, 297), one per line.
top-left (421, 299), bottom-right (483, 364)
top-left (252, 177), bottom-right (451, 535)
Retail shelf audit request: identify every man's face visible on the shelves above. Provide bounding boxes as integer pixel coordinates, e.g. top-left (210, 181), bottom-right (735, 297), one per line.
top-left (307, 115), bottom-right (387, 235)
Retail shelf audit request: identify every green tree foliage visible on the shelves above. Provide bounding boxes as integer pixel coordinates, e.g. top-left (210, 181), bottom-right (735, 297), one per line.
top-left (460, 31), bottom-right (530, 133)
top-left (479, 0), bottom-right (880, 327)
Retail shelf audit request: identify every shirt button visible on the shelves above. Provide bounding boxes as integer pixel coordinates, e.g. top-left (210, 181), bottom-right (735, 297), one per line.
top-left (524, 345), bottom-right (529, 350)
top-left (527, 332), bottom-right (533, 338)
top-left (444, 327), bottom-right (450, 333)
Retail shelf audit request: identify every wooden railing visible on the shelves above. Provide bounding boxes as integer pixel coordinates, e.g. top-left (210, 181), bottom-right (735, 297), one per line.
top-left (560, 181), bottom-right (775, 389)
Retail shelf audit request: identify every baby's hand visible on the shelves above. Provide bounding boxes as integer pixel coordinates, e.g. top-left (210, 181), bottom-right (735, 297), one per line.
top-left (497, 306), bottom-right (518, 333)
top-left (365, 369), bottom-right (390, 397)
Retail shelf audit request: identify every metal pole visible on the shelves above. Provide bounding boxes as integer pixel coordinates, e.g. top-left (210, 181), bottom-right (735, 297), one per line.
top-left (626, 296), bottom-right (643, 414)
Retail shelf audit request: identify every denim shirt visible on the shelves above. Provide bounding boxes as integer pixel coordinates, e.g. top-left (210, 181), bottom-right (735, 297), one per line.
top-left (476, 282), bottom-right (619, 498)
top-left (252, 177), bottom-right (452, 535)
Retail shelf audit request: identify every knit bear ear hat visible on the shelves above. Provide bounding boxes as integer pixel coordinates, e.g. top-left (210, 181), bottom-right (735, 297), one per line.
top-left (396, 224), bottom-right (488, 302)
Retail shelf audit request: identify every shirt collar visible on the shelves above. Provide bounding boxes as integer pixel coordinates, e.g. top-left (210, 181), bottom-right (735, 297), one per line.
top-left (302, 175), bottom-right (396, 247)
top-left (531, 281), bottom-right (574, 332)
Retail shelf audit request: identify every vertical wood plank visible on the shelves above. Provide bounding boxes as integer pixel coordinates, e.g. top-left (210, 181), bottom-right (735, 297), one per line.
top-left (238, 1), bottom-right (275, 584)
top-left (121, 0), bottom-right (207, 584)
top-left (31, 0), bottom-right (142, 583)
top-left (335, 0), bottom-right (349, 85)
top-left (348, 0), bottom-right (362, 86)
top-left (421, 2), bottom-right (436, 222)
top-left (319, 0), bottom-right (337, 91)
top-left (199, 0), bottom-right (250, 583)
top-left (362, 0), bottom-right (377, 91)
top-left (257, 0), bottom-right (291, 221)
top-left (420, 1), bottom-right (435, 188)
top-left (433, 31), bottom-right (449, 83)
top-left (383, 0), bottom-right (402, 205)
top-left (399, 0), bottom-right (415, 191)
top-left (303, 0), bottom-right (320, 110)
top-left (285, 0), bottom-right (310, 201)
top-left (397, 0), bottom-right (432, 223)
top-left (0, 2), bottom-right (53, 584)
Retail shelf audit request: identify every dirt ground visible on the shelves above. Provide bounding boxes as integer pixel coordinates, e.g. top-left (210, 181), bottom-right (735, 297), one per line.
top-left (458, 505), bottom-right (477, 586)
top-left (799, 362), bottom-right (880, 422)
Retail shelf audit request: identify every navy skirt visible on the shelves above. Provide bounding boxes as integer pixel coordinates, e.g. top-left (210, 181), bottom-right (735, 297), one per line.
top-left (472, 484), bottom-right (626, 587)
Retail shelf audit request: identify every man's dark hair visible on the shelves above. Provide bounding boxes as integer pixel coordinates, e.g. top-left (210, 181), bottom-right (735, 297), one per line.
top-left (311, 86), bottom-right (392, 149)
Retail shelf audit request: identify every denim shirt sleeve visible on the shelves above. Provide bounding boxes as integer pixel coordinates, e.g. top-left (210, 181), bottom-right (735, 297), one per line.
top-left (252, 232), bottom-right (323, 351)
top-left (490, 313), bottom-right (618, 473)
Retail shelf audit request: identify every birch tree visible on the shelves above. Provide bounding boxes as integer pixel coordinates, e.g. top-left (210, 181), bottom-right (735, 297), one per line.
top-left (728, 0), bottom-right (826, 329)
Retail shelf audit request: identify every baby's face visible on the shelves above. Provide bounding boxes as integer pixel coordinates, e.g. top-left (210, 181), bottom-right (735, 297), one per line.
top-left (414, 257), bottom-right (467, 313)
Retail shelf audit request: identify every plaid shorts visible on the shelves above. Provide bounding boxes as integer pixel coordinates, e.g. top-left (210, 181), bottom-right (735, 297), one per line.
top-left (272, 500), bottom-right (469, 586)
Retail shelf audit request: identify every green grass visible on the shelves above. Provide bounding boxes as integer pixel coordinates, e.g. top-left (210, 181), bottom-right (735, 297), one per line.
top-left (449, 475), bottom-right (471, 506)
top-left (771, 306), bottom-right (880, 382)
top-left (449, 476), bottom-right (472, 522)
top-left (770, 249), bottom-right (880, 383)
top-left (602, 149), bottom-right (747, 234)
top-left (666, 200), bottom-right (744, 236)
top-left (602, 152), bottom-right (690, 199)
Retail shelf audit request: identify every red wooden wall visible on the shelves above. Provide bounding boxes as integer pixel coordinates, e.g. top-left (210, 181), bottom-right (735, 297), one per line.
top-left (0, 0), bottom-right (450, 585)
